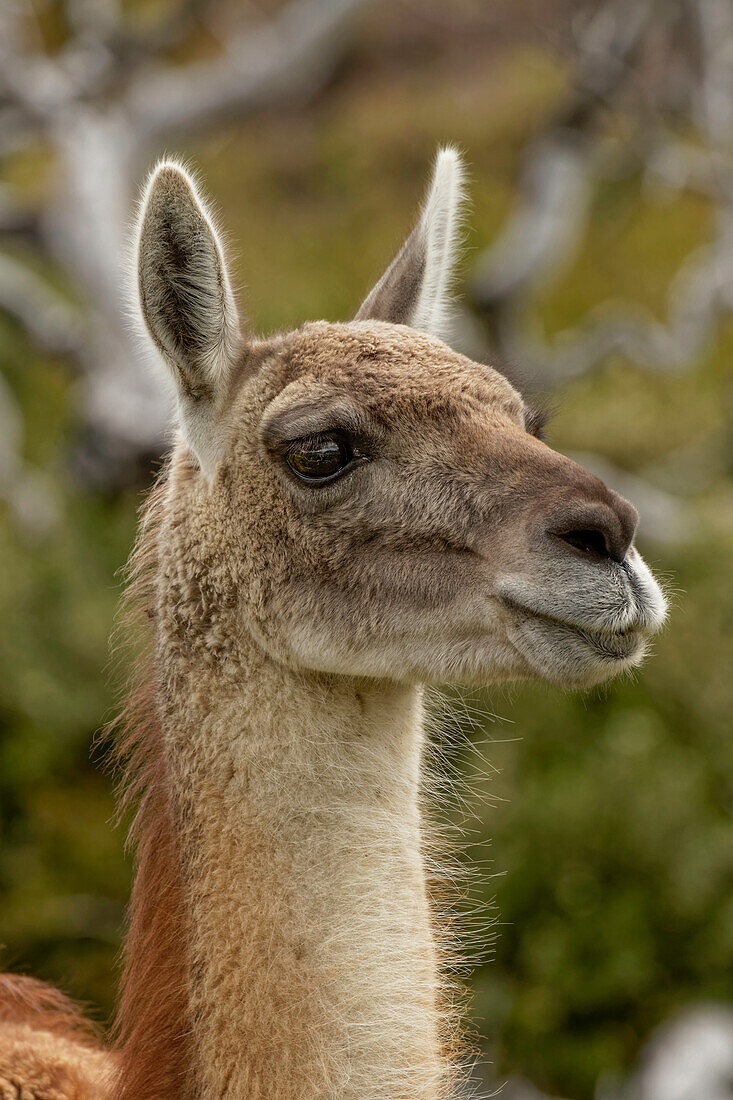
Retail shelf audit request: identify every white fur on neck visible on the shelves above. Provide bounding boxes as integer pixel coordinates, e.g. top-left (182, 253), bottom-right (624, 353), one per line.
top-left (163, 652), bottom-right (450, 1099)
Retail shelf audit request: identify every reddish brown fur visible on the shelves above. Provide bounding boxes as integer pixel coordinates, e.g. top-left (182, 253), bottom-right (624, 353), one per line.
top-left (0, 976), bottom-right (101, 1049)
top-left (108, 474), bottom-right (194, 1100)
top-left (110, 722), bottom-right (192, 1100)
top-left (0, 976), bottom-right (112, 1098)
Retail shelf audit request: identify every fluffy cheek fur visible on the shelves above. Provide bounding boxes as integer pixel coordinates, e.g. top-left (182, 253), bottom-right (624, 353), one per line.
top-left (268, 580), bottom-right (528, 684)
top-left (228, 505), bottom-right (523, 684)
top-left (234, 532), bottom-right (661, 690)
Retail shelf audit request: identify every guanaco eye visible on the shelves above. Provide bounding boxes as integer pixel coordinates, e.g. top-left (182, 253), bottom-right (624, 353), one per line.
top-left (285, 434), bottom-right (354, 483)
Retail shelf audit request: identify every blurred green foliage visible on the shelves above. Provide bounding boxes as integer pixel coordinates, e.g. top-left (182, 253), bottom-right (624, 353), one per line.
top-left (1, 33), bottom-right (732, 1100)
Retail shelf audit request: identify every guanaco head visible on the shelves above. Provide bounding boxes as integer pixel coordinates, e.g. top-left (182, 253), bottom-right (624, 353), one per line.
top-left (135, 150), bottom-right (666, 689)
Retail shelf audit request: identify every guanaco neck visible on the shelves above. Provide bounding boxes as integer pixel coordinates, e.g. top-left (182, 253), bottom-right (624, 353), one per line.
top-left (157, 635), bottom-right (449, 1100)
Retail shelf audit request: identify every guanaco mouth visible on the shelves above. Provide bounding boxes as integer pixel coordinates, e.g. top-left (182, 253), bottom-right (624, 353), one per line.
top-left (501, 596), bottom-right (646, 662)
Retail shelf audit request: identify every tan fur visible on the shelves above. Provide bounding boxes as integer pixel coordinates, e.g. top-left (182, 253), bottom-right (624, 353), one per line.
top-left (1, 153), bottom-right (667, 1099)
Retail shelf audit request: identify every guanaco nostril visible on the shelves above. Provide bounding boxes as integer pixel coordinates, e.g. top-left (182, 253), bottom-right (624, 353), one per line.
top-left (554, 527), bottom-right (612, 561)
top-left (547, 491), bottom-right (638, 563)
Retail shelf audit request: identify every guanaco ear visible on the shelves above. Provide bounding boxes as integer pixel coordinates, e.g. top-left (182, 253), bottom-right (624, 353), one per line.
top-left (136, 160), bottom-right (241, 473)
top-left (355, 147), bottom-right (467, 340)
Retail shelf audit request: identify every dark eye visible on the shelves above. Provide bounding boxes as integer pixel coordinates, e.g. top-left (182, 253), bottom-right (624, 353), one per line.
top-left (285, 434), bottom-right (354, 483)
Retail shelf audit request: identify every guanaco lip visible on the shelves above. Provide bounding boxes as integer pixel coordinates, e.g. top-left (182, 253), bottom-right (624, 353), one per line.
top-left (501, 596), bottom-right (646, 661)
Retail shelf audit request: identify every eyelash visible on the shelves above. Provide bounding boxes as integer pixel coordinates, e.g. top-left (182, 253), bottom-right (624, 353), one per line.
top-left (525, 404), bottom-right (551, 440)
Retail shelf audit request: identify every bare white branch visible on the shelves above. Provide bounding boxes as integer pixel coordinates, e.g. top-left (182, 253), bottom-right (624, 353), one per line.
top-left (127, 0), bottom-right (370, 141)
top-left (0, 253), bottom-right (84, 355)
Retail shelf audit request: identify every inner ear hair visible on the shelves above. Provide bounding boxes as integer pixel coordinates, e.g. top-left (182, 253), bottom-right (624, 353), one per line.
top-left (136, 160), bottom-right (241, 401)
top-left (355, 146), bottom-right (468, 341)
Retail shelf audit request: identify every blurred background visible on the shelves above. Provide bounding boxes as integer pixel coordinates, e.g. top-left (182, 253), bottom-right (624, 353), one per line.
top-left (1, 1), bottom-right (732, 1097)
